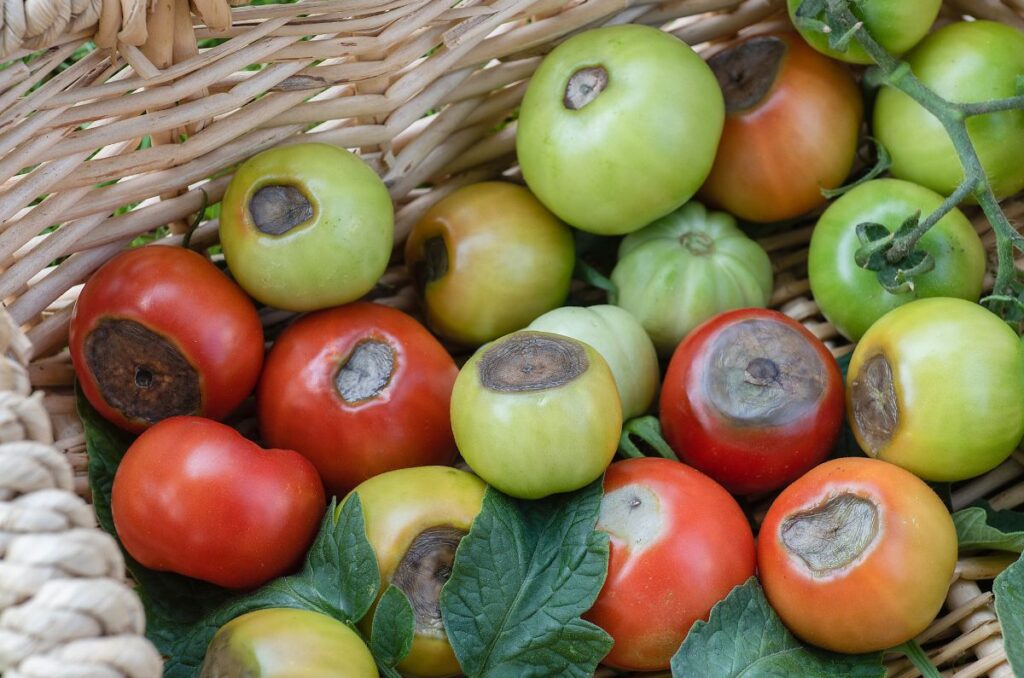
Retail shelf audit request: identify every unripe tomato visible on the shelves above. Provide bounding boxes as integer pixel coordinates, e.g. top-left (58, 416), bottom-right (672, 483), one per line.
top-left (69, 246), bottom-right (264, 433)
top-left (450, 331), bottom-right (622, 499)
top-left (405, 182), bottom-right (574, 347)
top-left (112, 417), bottom-right (325, 589)
top-left (201, 608), bottom-right (378, 678)
top-left (661, 308), bottom-right (844, 495)
top-left (701, 33), bottom-right (863, 223)
top-left (758, 457), bottom-right (957, 653)
top-left (258, 303), bottom-right (457, 497)
top-left (347, 467), bottom-right (487, 678)
top-left (847, 298), bottom-right (1024, 481)
top-left (585, 458), bottom-right (756, 671)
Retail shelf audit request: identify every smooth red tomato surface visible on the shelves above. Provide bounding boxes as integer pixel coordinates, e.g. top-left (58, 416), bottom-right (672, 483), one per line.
top-left (660, 308), bottom-right (844, 495)
top-left (758, 457), bottom-right (957, 653)
top-left (701, 32), bottom-right (863, 223)
top-left (69, 246), bottom-right (264, 433)
top-left (112, 417), bottom-right (325, 589)
top-left (258, 302), bottom-right (458, 498)
top-left (585, 457), bottom-right (756, 671)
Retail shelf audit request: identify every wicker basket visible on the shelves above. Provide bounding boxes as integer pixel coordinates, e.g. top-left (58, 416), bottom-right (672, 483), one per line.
top-left (1, 0), bottom-right (1022, 676)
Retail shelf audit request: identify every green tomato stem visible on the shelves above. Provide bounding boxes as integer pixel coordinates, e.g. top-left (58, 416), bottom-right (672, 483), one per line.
top-left (959, 95), bottom-right (1024, 116)
top-left (884, 178), bottom-right (977, 264)
top-left (894, 639), bottom-right (941, 678)
top-left (617, 416), bottom-right (679, 462)
top-left (574, 259), bottom-right (618, 297)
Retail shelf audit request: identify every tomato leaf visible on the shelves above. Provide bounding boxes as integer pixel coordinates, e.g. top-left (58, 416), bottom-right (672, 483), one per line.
top-left (954, 503), bottom-right (1024, 553)
top-left (440, 480), bottom-right (613, 677)
top-left (370, 585), bottom-right (415, 671)
top-left (995, 555), bottom-right (1024, 675)
top-left (671, 577), bottom-right (885, 678)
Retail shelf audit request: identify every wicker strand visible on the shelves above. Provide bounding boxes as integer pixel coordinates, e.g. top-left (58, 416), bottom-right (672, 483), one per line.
top-left (0, 310), bottom-right (161, 678)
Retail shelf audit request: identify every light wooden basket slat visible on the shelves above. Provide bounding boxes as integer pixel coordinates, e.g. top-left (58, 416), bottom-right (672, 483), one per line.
top-left (0, 1), bottom-right (1022, 676)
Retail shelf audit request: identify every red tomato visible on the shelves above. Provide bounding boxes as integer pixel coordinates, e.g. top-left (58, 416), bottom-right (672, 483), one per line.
top-left (758, 457), bottom-right (957, 653)
top-left (69, 246), bottom-right (264, 433)
top-left (258, 302), bottom-right (458, 497)
top-left (584, 457), bottom-right (756, 671)
top-left (111, 417), bottom-right (325, 589)
top-left (700, 32), bottom-right (863, 223)
top-left (660, 308), bottom-right (844, 495)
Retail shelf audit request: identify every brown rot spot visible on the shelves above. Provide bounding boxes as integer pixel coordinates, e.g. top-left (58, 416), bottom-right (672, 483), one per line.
top-left (84, 318), bottom-right (201, 424)
top-left (781, 493), bottom-right (880, 574)
top-left (850, 353), bottom-right (899, 455)
top-left (413, 236), bottom-right (449, 292)
top-left (708, 35), bottom-right (786, 114)
top-left (563, 66), bottom-right (609, 111)
top-left (198, 629), bottom-right (249, 678)
top-left (334, 340), bottom-right (396, 404)
top-left (478, 332), bottom-right (587, 393)
top-left (597, 484), bottom-right (662, 553)
top-left (392, 526), bottom-right (466, 637)
top-left (248, 184), bottom-right (314, 235)
top-left (704, 319), bottom-right (825, 427)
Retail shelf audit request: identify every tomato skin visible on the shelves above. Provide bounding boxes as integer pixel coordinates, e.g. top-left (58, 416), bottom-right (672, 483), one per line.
top-left (701, 33), bottom-right (863, 223)
top-left (808, 179), bottom-right (986, 342)
top-left (112, 417), bottom-right (325, 589)
top-left (874, 21), bottom-right (1024, 200)
top-left (585, 458), bottom-right (756, 671)
top-left (258, 302), bottom-right (457, 497)
top-left (758, 457), bottom-right (957, 653)
top-left (660, 308), bottom-right (844, 495)
top-left (69, 246), bottom-right (264, 433)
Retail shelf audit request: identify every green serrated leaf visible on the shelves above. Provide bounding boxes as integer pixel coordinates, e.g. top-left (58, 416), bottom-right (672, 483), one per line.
top-left (671, 578), bottom-right (885, 678)
top-left (876, 266), bottom-right (913, 294)
top-left (893, 211), bottom-right (922, 238)
top-left (440, 481), bottom-right (613, 678)
top-left (994, 555), bottom-right (1024, 675)
top-left (371, 586), bottom-right (415, 670)
top-left (954, 504), bottom-right (1024, 553)
top-left (795, 0), bottom-right (827, 19)
top-left (78, 383), bottom-right (134, 536)
top-left (856, 222), bottom-right (891, 244)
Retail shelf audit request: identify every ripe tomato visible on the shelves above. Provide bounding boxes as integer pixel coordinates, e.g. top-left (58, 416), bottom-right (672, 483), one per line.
top-left (69, 246), bottom-right (264, 433)
top-left (808, 179), bottom-right (986, 341)
top-left (112, 417), bottom-right (325, 589)
top-left (758, 457), bottom-right (957, 653)
top-left (585, 458), bottom-right (756, 671)
top-left (701, 32), bottom-right (863, 223)
top-left (874, 21), bottom-right (1024, 199)
top-left (258, 302), bottom-right (458, 497)
top-left (405, 182), bottom-right (574, 347)
top-left (847, 297), bottom-right (1024, 481)
top-left (661, 308), bottom-right (844, 495)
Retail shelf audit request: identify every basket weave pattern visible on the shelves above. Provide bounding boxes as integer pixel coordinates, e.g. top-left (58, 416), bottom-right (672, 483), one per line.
top-left (1, 0), bottom-right (1023, 676)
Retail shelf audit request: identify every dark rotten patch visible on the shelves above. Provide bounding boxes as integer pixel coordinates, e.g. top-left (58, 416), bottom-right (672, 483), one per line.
top-left (781, 493), bottom-right (879, 574)
top-left (708, 35), bottom-right (786, 114)
top-left (249, 184), bottom-right (314, 235)
top-left (392, 526), bottom-right (466, 637)
top-left (478, 332), bottom-right (588, 392)
top-left (334, 340), bottom-right (396, 403)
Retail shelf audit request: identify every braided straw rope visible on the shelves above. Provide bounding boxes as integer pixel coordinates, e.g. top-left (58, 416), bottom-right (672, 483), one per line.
top-left (0, 0), bottom-right (1023, 676)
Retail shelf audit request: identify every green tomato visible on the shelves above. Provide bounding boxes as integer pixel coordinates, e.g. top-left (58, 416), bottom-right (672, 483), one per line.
top-left (200, 608), bottom-right (378, 678)
top-left (848, 298), bottom-right (1024, 482)
top-left (220, 143), bottom-right (394, 311)
top-left (451, 331), bottom-right (622, 499)
top-left (874, 21), bottom-right (1024, 200)
top-left (808, 179), bottom-right (986, 342)
top-left (787, 0), bottom-right (940, 64)
top-left (610, 201), bottom-right (773, 356)
top-left (516, 24), bottom-right (724, 235)
top-left (528, 305), bottom-right (659, 419)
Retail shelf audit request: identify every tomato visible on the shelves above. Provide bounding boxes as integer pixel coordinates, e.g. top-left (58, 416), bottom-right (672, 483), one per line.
top-left (787, 0), bottom-right (941, 64)
top-left (701, 32), bottom-right (863, 223)
top-left (527, 305), bottom-right (659, 419)
top-left (661, 309), bottom-right (844, 495)
top-left (874, 21), bottom-right (1024, 200)
top-left (405, 182), bottom-right (574, 347)
top-left (758, 457), bottom-right (957, 653)
top-left (450, 330), bottom-right (621, 499)
top-left (201, 608), bottom-right (378, 678)
top-left (258, 302), bottom-right (457, 497)
top-left (847, 297), bottom-right (1024, 482)
top-left (584, 458), bottom-right (756, 671)
top-left (611, 201), bottom-right (773, 356)
top-left (69, 246), bottom-right (264, 433)
top-left (808, 179), bottom-right (986, 341)
top-left (220, 143), bottom-right (394, 311)
top-left (112, 417), bottom-right (325, 589)
top-left (516, 24), bottom-right (724, 235)
top-left (347, 466), bottom-right (486, 678)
